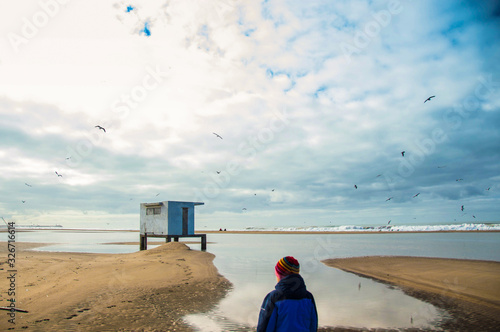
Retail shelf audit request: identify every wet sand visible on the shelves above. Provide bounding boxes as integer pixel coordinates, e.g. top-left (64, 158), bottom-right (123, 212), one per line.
top-left (0, 242), bottom-right (231, 331)
top-left (322, 256), bottom-right (500, 331)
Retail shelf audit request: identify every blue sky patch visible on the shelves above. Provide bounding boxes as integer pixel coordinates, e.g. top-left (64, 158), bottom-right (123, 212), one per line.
top-left (141, 22), bottom-right (151, 36)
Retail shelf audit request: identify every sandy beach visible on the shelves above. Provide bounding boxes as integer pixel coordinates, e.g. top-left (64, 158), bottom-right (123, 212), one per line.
top-left (322, 256), bottom-right (500, 331)
top-left (0, 242), bottom-right (231, 331)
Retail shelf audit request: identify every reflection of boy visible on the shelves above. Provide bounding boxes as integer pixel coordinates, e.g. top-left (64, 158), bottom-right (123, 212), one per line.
top-left (257, 256), bottom-right (318, 331)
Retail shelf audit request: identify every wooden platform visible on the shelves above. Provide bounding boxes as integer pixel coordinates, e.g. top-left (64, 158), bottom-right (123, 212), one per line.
top-left (140, 234), bottom-right (207, 251)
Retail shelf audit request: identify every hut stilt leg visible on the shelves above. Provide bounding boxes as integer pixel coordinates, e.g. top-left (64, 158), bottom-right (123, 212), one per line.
top-left (201, 234), bottom-right (207, 251)
top-left (140, 235), bottom-right (147, 250)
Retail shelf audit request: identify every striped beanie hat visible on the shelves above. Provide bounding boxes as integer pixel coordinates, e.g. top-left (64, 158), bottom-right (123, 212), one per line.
top-left (275, 256), bottom-right (300, 276)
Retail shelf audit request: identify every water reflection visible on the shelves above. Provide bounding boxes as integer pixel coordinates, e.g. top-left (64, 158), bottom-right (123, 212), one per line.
top-left (184, 234), bottom-right (448, 331)
top-left (18, 230), bottom-right (163, 253)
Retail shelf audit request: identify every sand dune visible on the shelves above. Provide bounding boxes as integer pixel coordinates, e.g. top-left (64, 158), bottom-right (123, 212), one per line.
top-left (323, 256), bottom-right (500, 331)
top-left (0, 242), bottom-right (230, 331)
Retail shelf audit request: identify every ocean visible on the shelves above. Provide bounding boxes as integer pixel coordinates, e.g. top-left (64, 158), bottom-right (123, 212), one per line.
top-left (8, 228), bottom-right (500, 331)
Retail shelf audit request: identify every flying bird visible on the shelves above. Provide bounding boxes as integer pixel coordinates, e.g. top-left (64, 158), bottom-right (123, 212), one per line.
top-left (413, 193), bottom-right (420, 198)
top-left (22, 200), bottom-right (26, 203)
top-left (486, 187), bottom-right (490, 191)
top-left (461, 205), bottom-right (464, 212)
top-left (388, 220), bottom-right (391, 225)
top-left (271, 189), bottom-right (275, 192)
top-left (424, 95), bottom-right (435, 103)
top-left (95, 125), bottom-right (106, 132)
top-left (55, 171), bottom-right (63, 177)
top-left (242, 208), bottom-right (247, 210)
top-left (155, 193), bottom-right (160, 196)
top-left (25, 183), bottom-right (32, 187)
top-left (213, 132), bottom-right (223, 139)
top-left (472, 215), bottom-right (476, 219)
top-left (216, 171), bottom-right (221, 174)
top-left (354, 185), bottom-right (357, 189)
top-left (456, 178), bottom-right (463, 182)
top-left (437, 165), bottom-right (447, 168)
top-left (376, 174), bottom-right (382, 178)
top-left (401, 151), bottom-right (405, 157)
top-left (386, 197), bottom-right (393, 201)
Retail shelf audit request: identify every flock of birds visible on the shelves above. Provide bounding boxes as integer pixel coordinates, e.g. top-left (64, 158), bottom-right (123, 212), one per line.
top-left (17, 95), bottom-right (493, 226)
top-left (19, 126), bottom-right (108, 205)
top-left (348, 95), bottom-right (491, 224)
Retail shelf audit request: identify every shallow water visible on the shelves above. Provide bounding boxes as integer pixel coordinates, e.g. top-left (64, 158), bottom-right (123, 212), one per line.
top-left (184, 232), bottom-right (500, 331)
top-left (9, 230), bottom-right (500, 330)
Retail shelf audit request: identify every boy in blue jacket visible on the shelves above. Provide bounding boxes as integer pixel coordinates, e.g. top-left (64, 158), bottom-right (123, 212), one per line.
top-left (257, 256), bottom-right (318, 331)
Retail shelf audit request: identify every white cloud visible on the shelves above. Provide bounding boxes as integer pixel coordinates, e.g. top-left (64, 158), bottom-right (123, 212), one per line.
top-left (1, 0), bottom-right (499, 228)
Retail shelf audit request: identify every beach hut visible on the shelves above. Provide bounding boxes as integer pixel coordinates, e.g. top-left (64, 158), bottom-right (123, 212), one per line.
top-left (139, 201), bottom-right (206, 250)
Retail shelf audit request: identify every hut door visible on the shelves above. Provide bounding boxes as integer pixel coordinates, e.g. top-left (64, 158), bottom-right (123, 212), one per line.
top-left (182, 208), bottom-right (189, 235)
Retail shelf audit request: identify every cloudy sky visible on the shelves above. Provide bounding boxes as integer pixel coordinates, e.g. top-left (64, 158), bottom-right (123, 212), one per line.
top-left (1, 0), bottom-right (499, 230)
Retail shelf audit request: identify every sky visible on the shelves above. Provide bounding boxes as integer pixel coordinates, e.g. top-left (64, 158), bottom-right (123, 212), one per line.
top-left (1, 0), bottom-right (499, 230)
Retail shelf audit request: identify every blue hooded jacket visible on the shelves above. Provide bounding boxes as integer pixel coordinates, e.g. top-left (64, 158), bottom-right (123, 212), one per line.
top-left (257, 274), bottom-right (318, 331)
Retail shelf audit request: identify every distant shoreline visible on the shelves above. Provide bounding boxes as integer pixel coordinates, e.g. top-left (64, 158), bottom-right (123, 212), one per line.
top-left (200, 230), bottom-right (500, 234)
top-left (2, 228), bottom-right (500, 234)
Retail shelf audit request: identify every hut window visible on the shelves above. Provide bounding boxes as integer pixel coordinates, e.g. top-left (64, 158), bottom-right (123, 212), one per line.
top-left (146, 207), bottom-right (161, 215)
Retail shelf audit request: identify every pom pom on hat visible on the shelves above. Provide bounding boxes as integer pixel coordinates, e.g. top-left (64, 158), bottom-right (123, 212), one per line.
top-left (275, 256), bottom-right (300, 277)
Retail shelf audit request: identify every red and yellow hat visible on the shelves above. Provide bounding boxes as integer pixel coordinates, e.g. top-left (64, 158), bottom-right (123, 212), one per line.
top-left (275, 256), bottom-right (300, 276)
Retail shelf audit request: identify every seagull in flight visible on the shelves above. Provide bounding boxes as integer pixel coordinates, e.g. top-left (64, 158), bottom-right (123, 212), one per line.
top-left (271, 189), bottom-right (275, 192)
top-left (216, 171), bottom-right (221, 174)
top-left (242, 208), bottom-right (247, 210)
top-left (461, 205), bottom-right (464, 212)
top-left (413, 193), bottom-right (420, 198)
top-left (155, 193), bottom-right (160, 196)
top-left (388, 220), bottom-right (391, 225)
top-left (401, 151), bottom-right (405, 157)
top-left (55, 171), bottom-right (63, 177)
top-left (456, 178), bottom-right (463, 182)
top-left (386, 197), bottom-right (393, 201)
top-left (424, 95), bottom-right (435, 103)
top-left (25, 183), bottom-right (32, 187)
top-left (213, 132), bottom-right (223, 139)
top-left (354, 185), bottom-right (357, 189)
top-left (22, 200), bottom-right (26, 203)
top-left (95, 125), bottom-right (106, 132)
